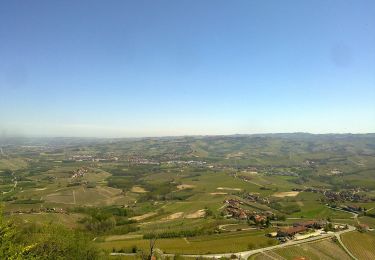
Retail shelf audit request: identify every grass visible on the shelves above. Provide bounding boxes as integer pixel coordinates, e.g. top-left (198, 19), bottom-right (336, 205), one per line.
top-left (274, 192), bottom-right (353, 219)
top-left (98, 230), bottom-right (278, 254)
top-left (289, 202), bottom-right (352, 219)
top-left (9, 212), bottom-right (85, 228)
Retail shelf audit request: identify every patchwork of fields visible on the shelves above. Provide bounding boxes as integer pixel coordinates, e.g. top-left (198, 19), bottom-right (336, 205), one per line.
top-left (1, 134), bottom-right (375, 257)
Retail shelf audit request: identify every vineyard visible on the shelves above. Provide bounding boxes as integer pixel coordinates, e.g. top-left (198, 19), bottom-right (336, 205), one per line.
top-left (342, 231), bottom-right (375, 260)
top-left (252, 238), bottom-right (351, 260)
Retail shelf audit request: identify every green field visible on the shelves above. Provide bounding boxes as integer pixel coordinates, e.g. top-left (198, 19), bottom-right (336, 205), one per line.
top-left (98, 230), bottom-right (277, 254)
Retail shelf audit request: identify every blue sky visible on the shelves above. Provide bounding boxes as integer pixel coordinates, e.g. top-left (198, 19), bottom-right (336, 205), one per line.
top-left (1, 0), bottom-right (374, 137)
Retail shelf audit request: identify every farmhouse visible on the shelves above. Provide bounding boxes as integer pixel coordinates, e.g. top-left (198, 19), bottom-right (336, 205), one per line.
top-left (71, 167), bottom-right (89, 179)
top-left (358, 223), bottom-right (370, 232)
top-left (294, 220), bottom-right (325, 229)
top-left (254, 214), bottom-right (266, 223)
top-left (343, 205), bottom-right (362, 212)
top-left (277, 226), bottom-right (308, 238)
top-left (225, 205), bottom-right (248, 219)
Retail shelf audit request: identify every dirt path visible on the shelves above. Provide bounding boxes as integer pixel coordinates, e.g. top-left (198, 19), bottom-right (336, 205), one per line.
top-left (131, 186), bottom-right (147, 193)
top-left (218, 224), bottom-right (256, 232)
top-left (217, 204), bottom-right (226, 211)
top-left (272, 191), bottom-right (299, 198)
top-left (217, 187), bottom-right (242, 191)
top-left (163, 212), bottom-right (184, 220)
top-left (185, 209), bottom-right (206, 218)
top-left (130, 212), bottom-right (157, 221)
top-left (177, 184), bottom-right (195, 190)
top-left (105, 234), bottom-right (143, 241)
top-left (242, 178), bottom-right (264, 187)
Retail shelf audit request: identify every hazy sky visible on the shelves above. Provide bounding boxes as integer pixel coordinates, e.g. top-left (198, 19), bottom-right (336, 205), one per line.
top-left (1, 1), bottom-right (374, 137)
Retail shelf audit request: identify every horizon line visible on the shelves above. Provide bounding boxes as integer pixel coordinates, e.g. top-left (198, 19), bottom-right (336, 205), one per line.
top-left (1, 132), bottom-right (375, 140)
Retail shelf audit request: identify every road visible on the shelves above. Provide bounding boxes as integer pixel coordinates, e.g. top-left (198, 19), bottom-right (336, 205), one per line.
top-left (110, 225), bottom-right (356, 259)
top-left (327, 205), bottom-right (359, 224)
top-left (218, 224), bottom-right (256, 232)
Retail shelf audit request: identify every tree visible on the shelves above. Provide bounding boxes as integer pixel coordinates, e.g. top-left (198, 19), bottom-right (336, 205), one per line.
top-left (139, 235), bottom-right (158, 260)
top-left (26, 224), bottom-right (100, 259)
top-left (0, 206), bottom-right (35, 259)
top-left (1, 205), bottom-right (100, 260)
top-left (265, 217), bottom-right (271, 227)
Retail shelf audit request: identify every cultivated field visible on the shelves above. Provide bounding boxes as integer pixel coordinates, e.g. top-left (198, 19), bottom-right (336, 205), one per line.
top-left (251, 238), bottom-right (351, 260)
top-left (98, 230), bottom-right (277, 254)
top-left (342, 231), bottom-right (375, 260)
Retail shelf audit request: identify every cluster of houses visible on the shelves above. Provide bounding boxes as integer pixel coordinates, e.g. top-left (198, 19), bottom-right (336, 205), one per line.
top-left (165, 160), bottom-right (208, 167)
top-left (299, 187), bottom-right (370, 203)
top-left (323, 189), bottom-right (369, 202)
top-left (40, 207), bottom-right (67, 214)
top-left (10, 207), bottom-right (67, 215)
top-left (128, 157), bottom-right (160, 165)
top-left (127, 157), bottom-right (213, 167)
top-left (223, 198), bottom-right (272, 224)
top-left (69, 155), bottom-right (93, 161)
top-left (243, 192), bottom-right (270, 204)
top-left (224, 199), bottom-right (248, 219)
top-left (71, 167), bottom-right (89, 179)
top-left (68, 155), bottom-right (119, 162)
top-left (341, 204), bottom-right (366, 213)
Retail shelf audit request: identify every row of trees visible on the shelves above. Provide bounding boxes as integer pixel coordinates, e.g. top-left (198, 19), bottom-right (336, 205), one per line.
top-left (143, 229), bottom-right (208, 239)
top-left (72, 206), bottom-right (138, 234)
